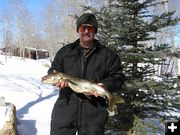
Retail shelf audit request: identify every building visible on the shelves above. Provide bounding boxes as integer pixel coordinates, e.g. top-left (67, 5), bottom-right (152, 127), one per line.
top-left (0, 46), bottom-right (49, 60)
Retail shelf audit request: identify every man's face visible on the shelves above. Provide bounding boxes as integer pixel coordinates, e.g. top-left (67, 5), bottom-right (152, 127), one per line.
top-left (78, 24), bottom-right (95, 43)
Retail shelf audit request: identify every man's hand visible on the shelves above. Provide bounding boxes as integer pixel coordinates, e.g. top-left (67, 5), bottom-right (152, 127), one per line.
top-left (55, 80), bottom-right (69, 89)
top-left (89, 90), bottom-right (99, 97)
top-left (89, 83), bottom-right (106, 97)
top-left (97, 82), bottom-right (106, 89)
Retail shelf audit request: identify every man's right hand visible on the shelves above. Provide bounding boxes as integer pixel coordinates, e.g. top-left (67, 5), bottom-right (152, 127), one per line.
top-left (55, 80), bottom-right (69, 89)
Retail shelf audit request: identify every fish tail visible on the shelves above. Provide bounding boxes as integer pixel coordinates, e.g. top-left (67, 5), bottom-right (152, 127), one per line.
top-left (113, 96), bottom-right (125, 104)
top-left (108, 96), bottom-right (125, 115)
top-left (108, 97), bottom-right (117, 113)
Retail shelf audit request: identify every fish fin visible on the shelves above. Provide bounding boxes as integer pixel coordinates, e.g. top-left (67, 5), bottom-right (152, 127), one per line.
top-left (83, 91), bottom-right (92, 96)
top-left (107, 105), bottom-right (118, 116)
top-left (89, 80), bottom-right (95, 83)
top-left (113, 96), bottom-right (125, 104)
top-left (79, 90), bottom-right (91, 99)
top-left (68, 80), bottom-right (77, 85)
top-left (53, 70), bottom-right (57, 73)
top-left (107, 96), bottom-right (125, 114)
top-left (108, 97), bottom-right (116, 113)
top-left (83, 92), bottom-right (89, 95)
top-left (85, 95), bottom-right (92, 100)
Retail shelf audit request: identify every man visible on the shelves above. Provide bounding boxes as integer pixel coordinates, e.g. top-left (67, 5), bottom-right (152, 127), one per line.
top-left (48, 13), bottom-right (124, 135)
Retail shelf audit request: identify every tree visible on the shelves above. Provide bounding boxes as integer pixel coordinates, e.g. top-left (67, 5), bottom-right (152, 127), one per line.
top-left (1, 8), bottom-right (14, 60)
top-left (11, 0), bottom-right (34, 59)
top-left (43, 0), bottom-right (82, 61)
top-left (87, 0), bottom-right (180, 134)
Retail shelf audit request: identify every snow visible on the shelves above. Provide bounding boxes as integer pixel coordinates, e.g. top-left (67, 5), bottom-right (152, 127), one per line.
top-left (0, 54), bottom-right (59, 135)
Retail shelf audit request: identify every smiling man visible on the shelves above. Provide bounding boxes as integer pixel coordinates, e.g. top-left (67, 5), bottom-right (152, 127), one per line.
top-left (48, 13), bottom-right (125, 135)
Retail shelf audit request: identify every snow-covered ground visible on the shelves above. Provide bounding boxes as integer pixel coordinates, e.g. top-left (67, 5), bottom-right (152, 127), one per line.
top-left (0, 54), bottom-right (59, 135)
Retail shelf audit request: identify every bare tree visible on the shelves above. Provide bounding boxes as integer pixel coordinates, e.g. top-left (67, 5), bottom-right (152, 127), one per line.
top-left (0, 7), bottom-right (14, 63)
top-left (43, 0), bottom-right (81, 60)
top-left (10, 0), bottom-right (28, 59)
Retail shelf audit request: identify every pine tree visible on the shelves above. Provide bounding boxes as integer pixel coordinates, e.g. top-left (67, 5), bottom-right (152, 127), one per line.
top-left (84, 0), bottom-right (180, 134)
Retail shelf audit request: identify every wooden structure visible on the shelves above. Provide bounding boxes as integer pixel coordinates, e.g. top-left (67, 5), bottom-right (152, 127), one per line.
top-left (0, 46), bottom-right (49, 60)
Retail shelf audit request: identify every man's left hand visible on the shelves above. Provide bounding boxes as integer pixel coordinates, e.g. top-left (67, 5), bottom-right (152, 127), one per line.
top-left (89, 83), bottom-right (106, 97)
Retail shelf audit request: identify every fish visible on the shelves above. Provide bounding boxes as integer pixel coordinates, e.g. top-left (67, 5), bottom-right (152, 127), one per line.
top-left (41, 70), bottom-right (125, 116)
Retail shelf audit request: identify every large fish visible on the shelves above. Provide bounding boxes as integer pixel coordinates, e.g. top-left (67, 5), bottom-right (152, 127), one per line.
top-left (41, 70), bottom-right (125, 116)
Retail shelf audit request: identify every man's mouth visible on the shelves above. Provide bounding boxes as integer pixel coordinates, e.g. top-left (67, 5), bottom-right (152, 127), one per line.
top-left (83, 34), bottom-right (90, 37)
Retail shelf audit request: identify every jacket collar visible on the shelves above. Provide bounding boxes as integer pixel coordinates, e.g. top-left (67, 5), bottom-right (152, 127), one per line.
top-left (71, 39), bottom-right (101, 50)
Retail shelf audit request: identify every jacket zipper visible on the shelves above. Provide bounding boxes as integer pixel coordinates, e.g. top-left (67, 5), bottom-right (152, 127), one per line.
top-left (80, 47), bottom-right (96, 78)
top-left (81, 56), bottom-right (86, 78)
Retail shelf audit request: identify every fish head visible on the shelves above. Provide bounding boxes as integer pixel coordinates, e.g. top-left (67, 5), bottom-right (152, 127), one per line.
top-left (41, 70), bottom-right (63, 84)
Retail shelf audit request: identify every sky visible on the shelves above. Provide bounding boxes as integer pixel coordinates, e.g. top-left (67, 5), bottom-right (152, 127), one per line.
top-left (25, 0), bottom-right (50, 10)
top-left (0, 0), bottom-right (51, 47)
top-left (0, 0), bottom-right (179, 48)
top-left (0, 0), bottom-right (50, 11)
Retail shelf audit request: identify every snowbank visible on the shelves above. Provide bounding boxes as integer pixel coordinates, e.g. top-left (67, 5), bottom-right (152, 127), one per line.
top-left (0, 54), bottom-right (59, 135)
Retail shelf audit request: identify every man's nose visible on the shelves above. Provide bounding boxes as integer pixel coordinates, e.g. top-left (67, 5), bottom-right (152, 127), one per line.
top-left (84, 28), bottom-right (89, 33)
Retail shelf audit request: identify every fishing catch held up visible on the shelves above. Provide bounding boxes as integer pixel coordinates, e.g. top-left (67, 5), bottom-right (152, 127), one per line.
top-left (41, 70), bottom-right (125, 116)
